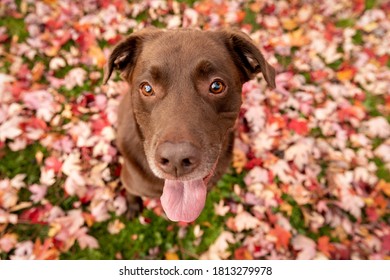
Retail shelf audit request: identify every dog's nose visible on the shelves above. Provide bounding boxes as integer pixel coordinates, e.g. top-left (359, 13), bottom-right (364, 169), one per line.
top-left (155, 142), bottom-right (201, 177)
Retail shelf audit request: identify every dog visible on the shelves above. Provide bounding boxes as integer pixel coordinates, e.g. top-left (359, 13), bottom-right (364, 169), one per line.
top-left (103, 28), bottom-right (276, 222)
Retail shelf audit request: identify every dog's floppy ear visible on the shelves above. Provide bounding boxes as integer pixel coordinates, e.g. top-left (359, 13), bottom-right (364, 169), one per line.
top-left (103, 28), bottom-right (163, 84)
top-left (217, 29), bottom-right (276, 88)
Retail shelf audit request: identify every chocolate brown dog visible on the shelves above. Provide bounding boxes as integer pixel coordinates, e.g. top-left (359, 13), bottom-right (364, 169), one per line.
top-left (104, 28), bottom-right (275, 222)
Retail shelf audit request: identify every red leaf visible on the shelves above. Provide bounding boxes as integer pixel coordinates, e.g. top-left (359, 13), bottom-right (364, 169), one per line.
top-left (91, 115), bottom-right (109, 134)
top-left (310, 70), bottom-right (329, 82)
top-left (288, 119), bottom-right (309, 135)
top-left (263, 4), bottom-right (276, 14)
top-left (20, 206), bottom-right (50, 225)
top-left (21, 117), bottom-right (47, 131)
top-left (245, 158), bottom-right (263, 170)
top-left (331, 243), bottom-right (351, 260)
top-left (382, 235), bottom-right (390, 253)
top-left (377, 54), bottom-right (389, 66)
top-left (352, 0), bottom-right (365, 13)
top-left (44, 156), bottom-right (62, 173)
top-left (365, 207), bottom-right (379, 222)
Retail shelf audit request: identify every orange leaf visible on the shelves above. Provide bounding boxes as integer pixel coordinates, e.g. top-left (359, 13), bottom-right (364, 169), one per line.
top-left (377, 180), bottom-right (390, 197)
top-left (249, 2), bottom-right (263, 13)
top-left (336, 67), bottom-right (356, 81)
top-left (165, 252), bottom-right (179, 260)
top-left (236, 11), bottom-right (246, 23)
top-left (374, 195), bottom-right (387, 212)
top-left (89, 45), bottom-right (107, 68)
top-left (32, 62), bottom-right (45, 82)
top-left (289, 28), bottom-right (310, 47)
top-left (234, 247), bottom-right (253, 260)
top-left (226, 217), bottom-right (238, 231)
top-left (281, 18), bottom-right (298, 31)
top-left (317, 236), bottom-right (333, 258)
top-left (82, 212), bottom-right (95, 227)
top-left (269, 225), bottom-right (291, 250)
top-left (33, 238), bottom-right (60, 260)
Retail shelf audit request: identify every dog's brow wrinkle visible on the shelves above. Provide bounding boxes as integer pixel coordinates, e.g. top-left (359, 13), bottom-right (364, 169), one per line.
top-left (195, 60), bottom-right (217, 77)
top-left (149, 66), bottom-right (162, 80)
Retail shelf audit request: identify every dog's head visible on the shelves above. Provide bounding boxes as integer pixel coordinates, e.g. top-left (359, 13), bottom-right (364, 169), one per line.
top-left (105, 28), bottom-right (275, 222)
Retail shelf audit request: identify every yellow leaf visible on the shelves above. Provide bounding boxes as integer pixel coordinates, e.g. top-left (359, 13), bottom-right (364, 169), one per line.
top-left (232, 148), bottom-right (247, 174)
top-left (89, 46), bottom-right (106, 68)
top-left (35, 150), bottom-right (44, 165)
top-left (363, 22), bottom-right (378, 32)
top-left (165, 252), bottom-right (179, 260)
top-left (363, 197), bottom-right (374, 207)
top-left (282, 18), bottom-right (298, 31)
top-left (280, 201), bottom-right (293, 216)
top-left (48, 223), bottom-right (61, 237)
top-left (289, 28), bottom-right (310, 47)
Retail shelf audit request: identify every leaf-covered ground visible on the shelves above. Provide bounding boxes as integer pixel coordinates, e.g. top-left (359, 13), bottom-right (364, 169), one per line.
top-left (0, 0), bottom-right (389, 260)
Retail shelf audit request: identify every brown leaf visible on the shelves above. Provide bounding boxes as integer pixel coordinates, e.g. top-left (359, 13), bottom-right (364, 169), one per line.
top-left (32, 62), bottom-right (45, 82)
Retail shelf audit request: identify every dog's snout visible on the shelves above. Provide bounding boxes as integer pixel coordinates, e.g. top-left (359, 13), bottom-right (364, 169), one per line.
top-left (155, 142), bottom-right (201, 177)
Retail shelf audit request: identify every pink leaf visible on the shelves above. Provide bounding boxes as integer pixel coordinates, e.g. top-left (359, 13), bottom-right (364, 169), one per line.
top-left (292, 235), bottom-right (316, 260)
top-left (28, 184), bottom-right (48, 203)
top-left (75, 227), bottom-right (99, 250)
top-left (235, 211), bottom-right (260, 232)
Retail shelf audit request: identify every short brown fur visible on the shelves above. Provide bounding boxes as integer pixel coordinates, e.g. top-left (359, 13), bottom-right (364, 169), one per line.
top-left (104, 28), bottom-right (275, 218)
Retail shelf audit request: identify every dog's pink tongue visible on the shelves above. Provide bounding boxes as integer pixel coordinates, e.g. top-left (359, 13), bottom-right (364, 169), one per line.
top-left (160, 179), bottom-right (207, 222)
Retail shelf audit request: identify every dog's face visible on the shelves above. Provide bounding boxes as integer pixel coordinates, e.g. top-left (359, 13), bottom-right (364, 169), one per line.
top-left (105, 29), bottom-right (275, 222)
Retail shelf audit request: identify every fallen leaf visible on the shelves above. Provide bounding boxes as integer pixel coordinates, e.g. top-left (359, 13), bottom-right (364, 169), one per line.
top-left (269, 225), bottom-right (292, 250)
top-left (165, 252), bottom-right (179, 260)
top-left (317, 236), bottom-right (333, 258)
top-left (292, 235), bottom-right (316, 260)
top-left (377, 180), bottom-right (390, 197)
top-left (234, 247), bottom-right (253, 260)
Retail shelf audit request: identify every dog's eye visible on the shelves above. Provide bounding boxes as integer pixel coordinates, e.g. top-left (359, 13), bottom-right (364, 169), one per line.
top-left (209, 80), bottom-right (226, 94)
top-left (140, 82), bottom-right (155, 96)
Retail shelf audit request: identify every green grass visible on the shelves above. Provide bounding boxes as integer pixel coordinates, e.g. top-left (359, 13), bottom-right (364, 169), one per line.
top-left (352, 30), bottom-right (364, 45)
top-left (242, 6), bottom-right (258, 30)
top-left (275, 54), bottom-right (293, 68)
top-left (0, 17), bottom-right (28, 41)
top-left (335, 18), bottom-right (355, 28)
top-left (365, 0), bottom-right (377, 10)
top-left (0, 143), bottom-right (46, 185)
top-left (60, 171), bottom-right (242, 259)
top-left (373, 157), bottom-right (390, 182)
top-left (363, 91), bottom-right (384, 117)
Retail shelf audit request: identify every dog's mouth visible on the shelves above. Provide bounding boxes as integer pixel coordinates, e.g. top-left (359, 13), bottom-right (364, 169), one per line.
top-left (160, 164), bottom-right (216, 223)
